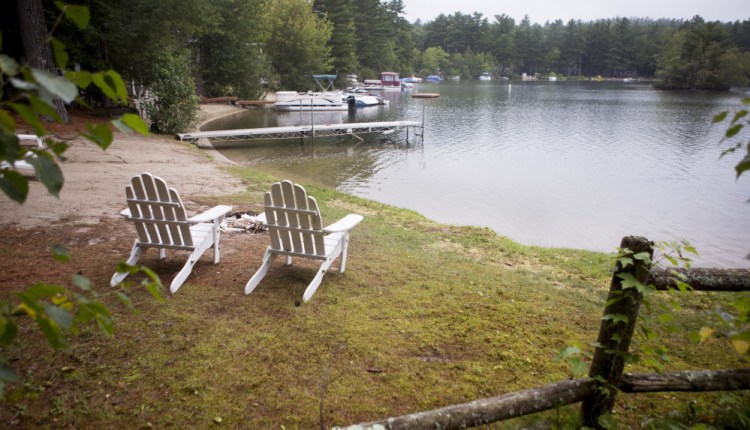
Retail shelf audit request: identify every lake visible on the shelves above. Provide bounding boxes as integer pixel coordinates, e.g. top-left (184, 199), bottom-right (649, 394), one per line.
top-left (204, 80), bottom-right (750, 268)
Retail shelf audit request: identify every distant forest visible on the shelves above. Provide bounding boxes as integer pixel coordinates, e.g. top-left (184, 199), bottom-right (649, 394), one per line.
top-left (3, 0), bottom-right (749, 98)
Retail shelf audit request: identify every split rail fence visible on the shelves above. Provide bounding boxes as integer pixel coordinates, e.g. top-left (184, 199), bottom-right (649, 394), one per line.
top-left (338, 236), bottom-right (750, 430)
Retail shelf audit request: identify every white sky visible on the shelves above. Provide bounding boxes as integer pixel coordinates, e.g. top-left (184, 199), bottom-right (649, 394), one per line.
top-left (402, 0), bottom-right (750, 24)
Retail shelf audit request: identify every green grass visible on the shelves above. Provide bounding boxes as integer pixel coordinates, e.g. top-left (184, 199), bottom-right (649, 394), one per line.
top-left (1, 166), bottom-right (747, 429)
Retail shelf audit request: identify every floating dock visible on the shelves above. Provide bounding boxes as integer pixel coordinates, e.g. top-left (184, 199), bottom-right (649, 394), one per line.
top-left (177, 120), bottom-right (423, 143)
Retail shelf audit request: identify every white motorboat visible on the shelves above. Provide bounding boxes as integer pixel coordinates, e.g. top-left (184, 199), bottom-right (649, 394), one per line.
top-left (274, 91), bottom-right (347, 111)
top-left (401, 76), bottom-right (422, 83)
top-left (479, 72), bottom-right (492, 81)
top-left (345, 94), bottom-right (388, 107)
top-left (274, 74), bottom-right (347, 111)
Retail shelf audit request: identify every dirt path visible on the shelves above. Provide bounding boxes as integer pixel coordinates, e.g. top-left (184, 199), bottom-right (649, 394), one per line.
top-left (0, 104), bottom-right (247, 227)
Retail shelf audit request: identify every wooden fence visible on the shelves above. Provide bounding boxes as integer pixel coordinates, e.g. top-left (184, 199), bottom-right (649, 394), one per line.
top-left (337, 236), bottom-right (750, 430)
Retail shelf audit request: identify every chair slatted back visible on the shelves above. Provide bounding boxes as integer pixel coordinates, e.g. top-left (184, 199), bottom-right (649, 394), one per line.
top-left (125, 173), bottom-right (194, 248)
top-left (264, 181), bottom-right (326, 256)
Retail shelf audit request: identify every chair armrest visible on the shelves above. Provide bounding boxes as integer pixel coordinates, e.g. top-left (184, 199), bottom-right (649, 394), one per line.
top-left (17, 134), bottom-right (44, 148)
top-left (323, 214), bottom-right (363, 233)
top-left (188, 205), bottom-right (232, 223)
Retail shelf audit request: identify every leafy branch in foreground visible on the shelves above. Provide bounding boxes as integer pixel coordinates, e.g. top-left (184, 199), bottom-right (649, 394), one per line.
top-left (710, 97), bottom-right (750, 355)
top-left (0, 246), bottom-right (165, 396)
top-left (0, 2), bottom-right (159, 397)
top-left (714, 97), bottom-right (750, 191)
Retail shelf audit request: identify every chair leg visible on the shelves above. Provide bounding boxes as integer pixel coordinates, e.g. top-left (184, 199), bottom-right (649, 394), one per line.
top-left (110, 240), bottom-right (144, 286)
top-left (339, 233), bottom-right (350, 273)
top-left (245, 247), bottom-right (276, 295)
top-left (302, 255), bottom-right (337, 302)
top-left (212, 221), bottom-right (221, 264)
top-left (158, 248), bottom-right (166, 260)
top-left (170, 236), bottom-right (213, 293)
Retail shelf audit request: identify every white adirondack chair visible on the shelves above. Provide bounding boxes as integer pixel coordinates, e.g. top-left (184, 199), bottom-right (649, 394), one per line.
top-left (245, 180), bottom-right (363, 302)
top-left (111, 173), bottom-right (232, 293)
top-left (0, 134), bottom-right (44, 176)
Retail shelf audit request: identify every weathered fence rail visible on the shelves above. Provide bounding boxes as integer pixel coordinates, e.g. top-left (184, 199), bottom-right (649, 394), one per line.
top-left (337, 236), bottom-right (750, 430)
top-left (336, 370), bottom-right (750, 430)
top-left (652, 267), bottom-right (750, 291)
top-left (336, 379), bottom-right (598, 430)
top-left (620, 369), bottom-right (750, 393)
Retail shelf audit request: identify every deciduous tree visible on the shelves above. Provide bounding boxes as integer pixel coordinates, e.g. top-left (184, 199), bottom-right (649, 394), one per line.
top-left (264, 0), bottom-right (333, 90)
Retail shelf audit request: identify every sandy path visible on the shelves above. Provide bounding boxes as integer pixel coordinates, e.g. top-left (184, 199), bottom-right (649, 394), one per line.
top-left (0, 104), bottom-right (247, 227)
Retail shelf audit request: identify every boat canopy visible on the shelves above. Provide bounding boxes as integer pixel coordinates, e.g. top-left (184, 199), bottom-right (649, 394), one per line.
top-left (307, 74), bottom-right (338, 92)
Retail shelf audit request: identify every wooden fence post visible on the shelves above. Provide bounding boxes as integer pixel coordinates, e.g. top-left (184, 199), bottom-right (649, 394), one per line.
top-left (581, 236), bottom-right (653, 428)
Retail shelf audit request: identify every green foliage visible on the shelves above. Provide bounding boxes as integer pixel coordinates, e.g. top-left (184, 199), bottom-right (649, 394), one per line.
top-left (314, 0), bottom-right (358, 74)
top-left (263, 0), bottom-right (333, 90)
top-left (144, 52), bottom-right (199, 134)
top-left (55, 1), bottom-right (90, 30)
top-left (557, 241), bottom-right (702, 379)
top-left (198, 0), bottom-right (271, 99)
top-left (641, 394), bottom-right (750, 428)
top-left (656, 18), bottom-right (750, 89)
top-left (712, 100), bottom-right (750, 353)
top-left (0, 247), bottom-right (165, 396)
top-left (714, 97), bottom-right (750, 182)
top-left (0, 2), bottom-right (161, 398)
top-left (419, 46), bottom-right (449, 76)
top-left (354, 0), bottom-right (397, 76)
top-left (554, 342), bottom-right (592, 377)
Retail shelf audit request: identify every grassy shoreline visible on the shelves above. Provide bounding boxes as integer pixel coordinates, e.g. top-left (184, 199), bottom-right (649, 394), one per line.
top-left (1, 161), bottom-right (747, 428)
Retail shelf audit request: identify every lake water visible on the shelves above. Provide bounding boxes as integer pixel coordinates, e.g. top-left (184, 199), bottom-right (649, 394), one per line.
top-left (205, 81), bottom-right (750, 268)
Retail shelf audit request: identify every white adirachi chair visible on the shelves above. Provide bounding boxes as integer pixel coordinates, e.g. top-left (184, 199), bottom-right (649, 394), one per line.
top-left (111, 172), bottom-right (232, 293)
top-left (245, 180), bottom-right (363, 302)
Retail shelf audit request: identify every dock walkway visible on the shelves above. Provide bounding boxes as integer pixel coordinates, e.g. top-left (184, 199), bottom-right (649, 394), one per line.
top-left (177, 120), bottom-right (423, 143)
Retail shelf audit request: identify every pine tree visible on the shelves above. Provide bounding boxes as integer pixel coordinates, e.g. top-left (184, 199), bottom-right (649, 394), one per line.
top-left (314, 0), bottom-right (358, 75)
top-left (15, 0), bottom-right (70, 123)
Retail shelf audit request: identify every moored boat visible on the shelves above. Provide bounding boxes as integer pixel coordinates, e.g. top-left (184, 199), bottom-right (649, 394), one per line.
top-left (361, 79), bottom-right (384, 91)
top-left (274, 91), bottom-right (347, 111)
top-left (380, 72), bottom-right (401, 91)
top-left (479, 72), bottom-right (492, 81)
top-left (273, 74), bottom-right (347, 111)
top-left (345, 94), bottom-right (388, 107)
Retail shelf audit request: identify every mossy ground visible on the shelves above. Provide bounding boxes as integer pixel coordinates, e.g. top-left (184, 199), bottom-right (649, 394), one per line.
top-left (0, 167), bottom-right (747, 428)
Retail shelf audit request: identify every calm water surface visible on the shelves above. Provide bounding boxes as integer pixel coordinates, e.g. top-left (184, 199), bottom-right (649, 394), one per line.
top-left (206, 81), bottom-right (750, 268)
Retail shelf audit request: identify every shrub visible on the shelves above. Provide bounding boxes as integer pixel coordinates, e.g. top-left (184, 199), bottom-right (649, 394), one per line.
top-left (145, 52), bottom-right (198, 134)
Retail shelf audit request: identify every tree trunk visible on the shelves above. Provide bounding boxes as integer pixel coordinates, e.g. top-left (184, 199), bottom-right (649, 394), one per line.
top-left (16, 0), bottom-right (70, 124)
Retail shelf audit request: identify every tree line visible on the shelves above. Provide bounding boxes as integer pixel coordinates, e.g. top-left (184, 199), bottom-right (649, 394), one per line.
top-left (2, 1), bottom-right (749, 132)
top-left (412, 13), bottom-right (750, 88)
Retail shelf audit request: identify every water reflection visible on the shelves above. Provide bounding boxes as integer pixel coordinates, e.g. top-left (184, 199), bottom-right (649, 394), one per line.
top-left (204, 81), bottom-right (749, 268)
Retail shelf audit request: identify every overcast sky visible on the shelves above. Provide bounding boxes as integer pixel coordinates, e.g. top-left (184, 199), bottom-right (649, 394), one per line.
top-left (402, 0), bottom-right (750, 24)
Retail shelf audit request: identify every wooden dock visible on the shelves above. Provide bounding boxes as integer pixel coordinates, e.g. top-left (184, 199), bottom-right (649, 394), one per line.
top-left (235, 100), bottom-right (275, 107)
top-left (412, 93), bottom-right (440, 98)
top-left (202, 96), bottom-right (238, 104)
top-left (177, 120), bottom-right (423, 143)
